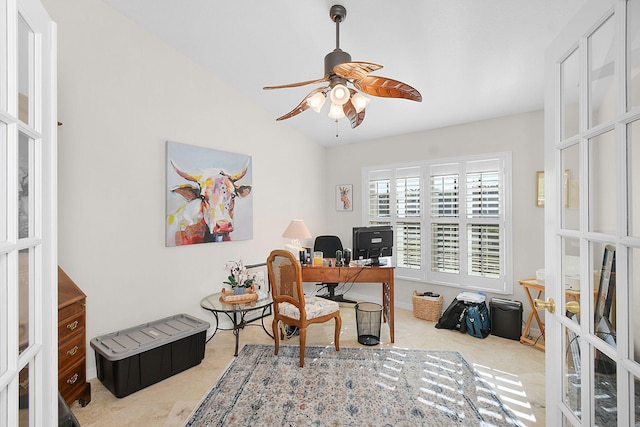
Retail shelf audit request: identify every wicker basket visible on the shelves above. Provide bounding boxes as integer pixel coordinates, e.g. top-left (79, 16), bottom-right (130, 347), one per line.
top-left (412, 291), bottom-right (443, 321)
top-left (220, 287), bottom-right (258, 304)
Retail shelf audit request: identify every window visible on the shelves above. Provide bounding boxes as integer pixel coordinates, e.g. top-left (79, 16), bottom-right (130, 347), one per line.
top-left (363, 153), bottom-right (512, 293)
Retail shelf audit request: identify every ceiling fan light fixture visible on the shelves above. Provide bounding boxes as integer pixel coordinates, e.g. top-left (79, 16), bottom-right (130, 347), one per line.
top-left (263, 4), bottom-right (421, 130)
top-left (351, 92), bottom-right (370, 113)
top-left (306, 92), bottom-right (326, 113)
top-left (329, 84), bottom-right (349, 106)
top-left (328, 102), bottom-right (345, 120)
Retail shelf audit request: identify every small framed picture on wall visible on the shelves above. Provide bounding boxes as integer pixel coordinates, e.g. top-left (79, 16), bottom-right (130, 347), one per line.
top-left (336, 184), bottom-right (353, 211)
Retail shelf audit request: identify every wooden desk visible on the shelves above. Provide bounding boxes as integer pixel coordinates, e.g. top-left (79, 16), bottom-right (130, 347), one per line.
top-left (519, 278), bottom-right (546, 350)
top-left (301, 265), bottom-right (395, 343)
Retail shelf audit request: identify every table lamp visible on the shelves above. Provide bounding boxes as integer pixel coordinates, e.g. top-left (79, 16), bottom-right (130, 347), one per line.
top-left (282, 219), bottom-right (311, 254)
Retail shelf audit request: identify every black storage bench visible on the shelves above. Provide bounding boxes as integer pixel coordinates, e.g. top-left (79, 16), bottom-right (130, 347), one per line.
top-left (90, 313), bottom-right (209, 398)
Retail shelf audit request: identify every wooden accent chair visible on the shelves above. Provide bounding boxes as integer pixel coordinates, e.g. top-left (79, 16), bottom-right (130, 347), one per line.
top-left (266, 249), bottom-right (341, 367)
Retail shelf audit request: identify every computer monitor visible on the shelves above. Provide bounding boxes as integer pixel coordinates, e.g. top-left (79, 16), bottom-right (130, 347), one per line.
top-left (352, 226), bottom-right (393, 266)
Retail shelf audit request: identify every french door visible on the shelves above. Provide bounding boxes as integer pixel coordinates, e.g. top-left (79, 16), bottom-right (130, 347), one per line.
top-left (544, 0), bottom-right (640, 425)
top-left (0, 0), bottom-right (57, 425)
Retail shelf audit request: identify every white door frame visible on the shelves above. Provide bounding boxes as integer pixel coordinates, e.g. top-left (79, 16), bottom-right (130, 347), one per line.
top-left (0, 0), bottom-right (57, 424)
top-left (545, 0), bottom-right (639, 425)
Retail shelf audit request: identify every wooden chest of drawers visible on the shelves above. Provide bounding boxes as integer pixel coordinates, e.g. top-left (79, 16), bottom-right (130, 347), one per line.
top-left (58, 267), bottom-right (91, 406)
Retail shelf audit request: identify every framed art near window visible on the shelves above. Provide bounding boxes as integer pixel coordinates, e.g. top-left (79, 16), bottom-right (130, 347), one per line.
top-left (536, 171), bottom-right (545, 207)
top-left (336, 184), bottom-right (353, 211)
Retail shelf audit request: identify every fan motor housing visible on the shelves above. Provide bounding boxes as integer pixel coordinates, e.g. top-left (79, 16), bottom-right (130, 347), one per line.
top-left (325, 49), bottom-right (351, 77)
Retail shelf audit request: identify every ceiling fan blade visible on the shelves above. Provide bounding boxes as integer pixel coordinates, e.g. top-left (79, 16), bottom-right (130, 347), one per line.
top-left (275, 86), bottom-right (330, 121)
top-left (263, 75), bottom-right (329, 90)
top-left (354, 76), bottom-right (422, 102)
top-left (333, 62), bottom-right (383, 81)
top-left (343, 100), bottom-right (365, 129)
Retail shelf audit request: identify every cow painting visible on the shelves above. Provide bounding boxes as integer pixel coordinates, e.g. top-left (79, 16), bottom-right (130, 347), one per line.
top-left (166, 143), bottom-right (253, 246)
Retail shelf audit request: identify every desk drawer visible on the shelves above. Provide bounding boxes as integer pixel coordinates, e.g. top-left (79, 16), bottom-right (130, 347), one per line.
top-left (58, 359), bottom-right (86, 401)
top-left (58, 332), bottom-right (86, 371)
top-left (58, 310), bottom-right (85, 343)
top-left (59, 300), bottom-right (85, 323)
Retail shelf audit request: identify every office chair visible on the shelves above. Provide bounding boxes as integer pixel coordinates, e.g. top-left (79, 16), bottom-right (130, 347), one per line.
top-left (313, 235), bottom-right (357, 304)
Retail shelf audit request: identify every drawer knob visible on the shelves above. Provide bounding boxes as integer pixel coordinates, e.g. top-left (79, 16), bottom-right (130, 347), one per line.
top-left (66, 373), bottom-right (79, 385)
top-left (66, 320), bottom-right (79, 331)
top-left (66, 346), bottom-right (79, 356)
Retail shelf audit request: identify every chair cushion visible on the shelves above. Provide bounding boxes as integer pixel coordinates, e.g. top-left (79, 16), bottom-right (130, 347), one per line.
top-left (279, 296), bottom-right (339, 320)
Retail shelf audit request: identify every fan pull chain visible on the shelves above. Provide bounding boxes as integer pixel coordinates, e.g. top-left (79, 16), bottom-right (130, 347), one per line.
top-left (335, 119), bottom-right (340, 138)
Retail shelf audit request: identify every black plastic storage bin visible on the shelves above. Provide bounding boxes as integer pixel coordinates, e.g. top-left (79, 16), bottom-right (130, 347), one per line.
top-left (90, 314), bottom-right (209, 398)
top-left (489, 298), bottom-right (523, 340)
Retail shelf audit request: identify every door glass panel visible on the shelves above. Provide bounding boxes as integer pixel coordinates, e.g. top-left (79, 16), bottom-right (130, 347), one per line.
top-left (562, 236), bottom-right (581, 324)
top-left (632, 248), bottom-right (640, 364)
top-left (589, 15), bottom-right (616, 128)
top-left (562, 48), bottom-right (580, 139)
top-left (589, 131), bottom-right (616, 234)
top-left (18, 364), bottom-right (29, 426)
top-left (18, 133), bottom-right (30, 239)
top-left (593, 347), bottom-right (617, 425)
top-left (633, 374), bottom-right (640, 425)
top-left (0, 3), bottom-right (5, 112)
top-left (628, 0), bottom-right (640, 110)
top-left (0, 123), bottom-right (6, 242)
top-left (593, 243), bottom-right (617, 354)
top-left (17, 16), bottom-right (31, 125)
top-left (563, 323), bottom-right (581, 420)
top-left (629, 121), bottom-right (640, 237)
top-left (18, 249), bottom-right (29, 354)
top-left (561, 143), bottom-right (580, 230)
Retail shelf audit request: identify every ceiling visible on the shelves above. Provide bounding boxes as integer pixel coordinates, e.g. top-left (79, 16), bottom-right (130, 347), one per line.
top-left (100, 0), bottom-right (588, 147)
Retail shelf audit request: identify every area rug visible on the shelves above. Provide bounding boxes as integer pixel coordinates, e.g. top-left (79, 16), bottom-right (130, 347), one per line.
top-left (185, 344), bottom-right (522, 427)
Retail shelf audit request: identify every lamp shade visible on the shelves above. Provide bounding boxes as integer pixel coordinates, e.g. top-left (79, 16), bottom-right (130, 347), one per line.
top-left (328, 102), bottom-right (345, 120)
top-left (351, 92), bottom-right (370, 113)
top-left (282, 219), bottom-right (312, 239)
top-left (329, 84), bottom-right (349, 105)
top-left (306, 92), bottom-right (326, 113)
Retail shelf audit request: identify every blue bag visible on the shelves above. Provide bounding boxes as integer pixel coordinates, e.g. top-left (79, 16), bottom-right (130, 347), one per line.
top-left (466, 301), bottom-right (490, 338)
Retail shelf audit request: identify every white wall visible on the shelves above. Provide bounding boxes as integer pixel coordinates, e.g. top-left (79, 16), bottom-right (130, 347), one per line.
top-left (324, 111), bottom-right (546, 319)
top-left (44, 0), bottom-right (326, 378)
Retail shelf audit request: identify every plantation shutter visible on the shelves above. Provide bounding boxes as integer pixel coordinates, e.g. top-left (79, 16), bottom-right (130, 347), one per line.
top-left (466, 160), bottom-right (501, 278)
top-left (467, 225), bottom-right (500, 277)
top-left (430, 174), bottom-right (459, 217)
top-left (368, 169), bottom-right (391, 220)
top-left (429, 163), bottom-right (460, 274)
top-left (395, 168), bottom-right (421, 269)
top-left (362, 154), bottom-right (511, 293)
top-left (396, 223), bottom-right (421, 269)
top-left (430, 223), bottom-right (459, 273)
top-left (466, 170), bottom-right (500, 218)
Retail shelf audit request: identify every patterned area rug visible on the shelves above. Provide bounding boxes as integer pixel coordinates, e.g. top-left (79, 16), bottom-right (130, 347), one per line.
top-left (185, 344), bottom-right (521, 427)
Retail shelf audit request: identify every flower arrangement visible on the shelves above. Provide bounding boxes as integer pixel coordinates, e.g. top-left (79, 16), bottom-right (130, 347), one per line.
top-left (223, 260), bottom-right (256, 289)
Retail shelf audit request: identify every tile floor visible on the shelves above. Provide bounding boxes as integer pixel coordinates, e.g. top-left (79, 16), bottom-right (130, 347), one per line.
top-left (70, 305), bottom-right (545, 426)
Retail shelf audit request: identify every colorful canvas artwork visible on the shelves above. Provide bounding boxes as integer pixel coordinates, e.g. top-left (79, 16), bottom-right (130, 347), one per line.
top-left (166, 141), bottom-right (253, 246)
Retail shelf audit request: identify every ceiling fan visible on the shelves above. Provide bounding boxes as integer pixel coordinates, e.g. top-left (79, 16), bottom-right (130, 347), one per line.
top-left (263, 4), bottom-right (422, 129)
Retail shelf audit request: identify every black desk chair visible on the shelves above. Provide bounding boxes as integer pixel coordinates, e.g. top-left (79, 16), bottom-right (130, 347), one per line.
top-left (313, 235), bottom-right (356, 304)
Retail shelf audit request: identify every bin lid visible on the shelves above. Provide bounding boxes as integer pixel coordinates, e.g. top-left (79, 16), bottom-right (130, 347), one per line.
top-left (90, 313), bottom-right (209, 361)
